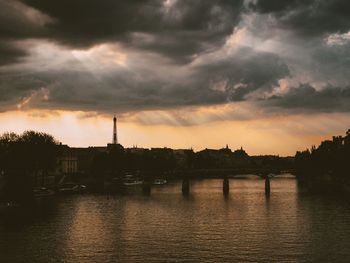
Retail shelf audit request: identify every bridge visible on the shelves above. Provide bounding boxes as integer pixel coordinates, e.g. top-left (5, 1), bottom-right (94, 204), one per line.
top-left (138, 174), bottom-right (279, 197)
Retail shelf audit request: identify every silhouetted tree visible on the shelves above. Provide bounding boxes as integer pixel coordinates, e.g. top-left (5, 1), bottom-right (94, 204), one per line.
top-left (295, 129), bottom-right (350, 193)
top-left (0, 131), bottom-right (58, 202)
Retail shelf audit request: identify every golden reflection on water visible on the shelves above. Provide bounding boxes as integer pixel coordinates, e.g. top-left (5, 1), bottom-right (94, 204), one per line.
top-left (65, 179), bottom-right (301, 262)
top-left (3, 178), bottom-right (350, 263)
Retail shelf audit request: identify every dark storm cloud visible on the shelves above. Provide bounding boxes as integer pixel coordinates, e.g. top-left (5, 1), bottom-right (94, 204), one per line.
top-left (0, 47), bottom-right (289, 112)
top-left (0, 71), bottom-right (217, 112)
top-left (249, 0), bottom-right (350, 37)
top-left (0, 0), bottom-right (51, 39)
top-left (309, 42), bottom-right (350, 87)
top-left (195, 47), bottom-right (289, 101)
top-left (16, 0), bottom-right (243, 62)
top-left (19, 0), bottom-right (163, 47)
top-left (0, 0), bottom-right (350, 116)
top-left (0, 0), bottom-right (246, 65)
top-left (266, 84), bottom-right (350, 112)
top-left (0, 42), bottom-right (28, 65)
top-left (0, 68), bottom-right (225, 112)
top-left (0, 0), bottom-right (50, 64)
top-left (0, 71), bottom-right (44, 102)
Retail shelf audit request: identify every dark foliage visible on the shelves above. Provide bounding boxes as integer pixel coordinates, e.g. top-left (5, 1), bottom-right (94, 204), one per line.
top-left (295, 129), bottom-right (350, 192)
top-left (0, 131), bottom-right (58, 202)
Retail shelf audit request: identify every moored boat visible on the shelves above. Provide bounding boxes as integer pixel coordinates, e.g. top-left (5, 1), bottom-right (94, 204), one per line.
top-left (58, 183), bottom-right (86, 194)
top-left (33, 187), bottom-right (55, 198)
top-left (153, 179), bottom-right (167, 185)
top-left (123, 174), bottom-right (143, 186)
top-left (123, 178), bottom-right (143, 186)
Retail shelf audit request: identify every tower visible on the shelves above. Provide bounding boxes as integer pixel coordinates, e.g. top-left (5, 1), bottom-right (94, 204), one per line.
top-left (113, 114), bottom-right (118, 144)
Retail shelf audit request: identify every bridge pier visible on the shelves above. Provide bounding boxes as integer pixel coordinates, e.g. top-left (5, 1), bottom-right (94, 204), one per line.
top-left (223, 177), bottom-right (229, 196)
top-left (142, 181), bottom-right (151, 195)
top-left (265, 177), bottom-right (270, 195)
top-left (182, 179), bottom-right (190, 195)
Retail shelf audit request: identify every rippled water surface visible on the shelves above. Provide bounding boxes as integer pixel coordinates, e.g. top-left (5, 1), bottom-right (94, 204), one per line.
top-left (1, 177), bottom-right (350, 262)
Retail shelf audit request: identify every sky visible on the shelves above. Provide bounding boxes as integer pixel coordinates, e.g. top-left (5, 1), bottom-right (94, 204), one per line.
top-left (0, 0), bottom-right (349, 155)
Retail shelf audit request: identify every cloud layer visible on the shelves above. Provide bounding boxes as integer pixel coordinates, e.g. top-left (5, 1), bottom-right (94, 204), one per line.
top-left (0, 0), bottom-right (350, 122)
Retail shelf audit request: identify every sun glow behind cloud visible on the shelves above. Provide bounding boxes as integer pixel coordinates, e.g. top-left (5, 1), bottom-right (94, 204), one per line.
top-left (0, 108), bottom-right (348, 156)
top-left (71, 44), bottom-right (128, 68)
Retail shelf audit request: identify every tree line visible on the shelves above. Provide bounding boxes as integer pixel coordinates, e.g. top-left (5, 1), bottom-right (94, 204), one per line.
top-left (295, 129), bottom-right (350, 193)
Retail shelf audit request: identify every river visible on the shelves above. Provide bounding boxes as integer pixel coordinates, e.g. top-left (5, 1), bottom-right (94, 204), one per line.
top-left (1, 176), bottom-right (350, 262)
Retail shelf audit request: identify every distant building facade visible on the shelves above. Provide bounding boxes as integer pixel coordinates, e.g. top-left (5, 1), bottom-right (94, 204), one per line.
top-left (58, 155), bottom-right (78, 174)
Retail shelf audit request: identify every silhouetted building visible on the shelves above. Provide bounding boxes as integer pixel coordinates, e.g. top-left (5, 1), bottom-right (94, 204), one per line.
top-left (58, 153), bottom-right (78, 174)
top-left (56, 145), bottom-right (94, 175)
top-left (107, 143), bottom-right (124, 152)
top-left (126, 146), bottom-right (148, 155)
top-left (90, 146), bottom-right (108, 153)
top-left (54, 115), bottom-right (127, 177)
top-left (108, 114), bottom-right (124, 151)
top-left (173, 149), bottom-right (194, 169)
top-left (233, 147), bottom-right (249, 158)
top-left (345, 129), bottom-right (350, 146)
top-left (113, 114), bottom-right (118, 144)
top-left (56, 144), bottom-right (126, 177)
